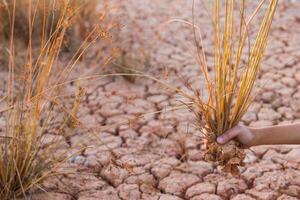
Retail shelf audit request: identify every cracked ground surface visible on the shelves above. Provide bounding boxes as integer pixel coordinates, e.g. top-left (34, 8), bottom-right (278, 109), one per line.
top-left (4, 0), bottom-right (300, 200)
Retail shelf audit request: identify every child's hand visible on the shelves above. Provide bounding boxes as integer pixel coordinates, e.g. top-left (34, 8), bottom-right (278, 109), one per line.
top-left (217, 123), bottom-right (300, 147)
top-left (217, 125), bottom-right (256, 147)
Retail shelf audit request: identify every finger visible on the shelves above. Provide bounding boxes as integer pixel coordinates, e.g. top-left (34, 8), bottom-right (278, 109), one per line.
top-left (217, 126), bottom-right (242, 144)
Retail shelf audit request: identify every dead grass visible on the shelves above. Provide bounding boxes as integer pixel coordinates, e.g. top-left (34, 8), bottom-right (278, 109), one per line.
top-left (197, 0), bottom-right (277, 173)
top-left (171, 0), bottom-right (278, 173)
top-left (0, 0), bottom-right (112, 199)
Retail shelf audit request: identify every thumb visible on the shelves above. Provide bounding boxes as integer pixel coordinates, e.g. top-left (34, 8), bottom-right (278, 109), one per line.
top-left (217, 126), bottom-right (242, 144)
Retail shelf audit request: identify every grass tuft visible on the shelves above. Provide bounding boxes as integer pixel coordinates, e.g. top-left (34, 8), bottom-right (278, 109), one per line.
top-left (177, 0), bottom-right (278, 173)
top-left (0, 0), bottom-right (112, 199)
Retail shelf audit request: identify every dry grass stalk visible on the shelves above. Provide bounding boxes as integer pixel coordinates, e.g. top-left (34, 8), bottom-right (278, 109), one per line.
top-left (0, 2), bottom-right (71, 198)
top-left (180, 0), bottom-right (278, 173)
top-left (0, 0), bottom-right (111, 199)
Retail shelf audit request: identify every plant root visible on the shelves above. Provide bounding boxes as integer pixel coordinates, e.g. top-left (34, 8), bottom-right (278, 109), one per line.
top-left (204, 140), bottom-right (245, 175)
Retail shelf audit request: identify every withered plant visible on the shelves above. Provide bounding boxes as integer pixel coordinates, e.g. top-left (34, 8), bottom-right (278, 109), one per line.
top-left (0, 0), bottom-right (112, 199)
top-left (181, 0), bottom-right (279, 173)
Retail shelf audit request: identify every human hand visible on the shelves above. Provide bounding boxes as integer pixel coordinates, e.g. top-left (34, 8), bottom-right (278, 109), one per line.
top-left (217, 125), bottom-right (256, 148)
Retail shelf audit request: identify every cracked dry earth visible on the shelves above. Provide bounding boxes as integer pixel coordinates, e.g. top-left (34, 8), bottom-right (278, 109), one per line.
top-left (6, 0), bottom-right (300, 200)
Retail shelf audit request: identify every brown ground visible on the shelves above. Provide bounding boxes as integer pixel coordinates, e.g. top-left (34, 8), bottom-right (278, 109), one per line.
top-left (6, 0), bottom-right (300, 199)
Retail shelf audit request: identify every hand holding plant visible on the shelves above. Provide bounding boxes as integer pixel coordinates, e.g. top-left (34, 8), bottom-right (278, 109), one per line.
top-left (219, 123), bottom-right (300, 147)
top-left (217, 125), bottom-right (256, 148)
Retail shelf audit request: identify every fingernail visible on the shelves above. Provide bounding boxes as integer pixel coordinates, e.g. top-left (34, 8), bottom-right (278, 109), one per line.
top-left (217, 136), bottom-right (224, 144)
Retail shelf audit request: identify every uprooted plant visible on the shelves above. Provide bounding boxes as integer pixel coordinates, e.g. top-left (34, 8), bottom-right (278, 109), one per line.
top-left (178, 0), bottom-right (278, 173)
top-left (0, 0), bottom-right (113, 199)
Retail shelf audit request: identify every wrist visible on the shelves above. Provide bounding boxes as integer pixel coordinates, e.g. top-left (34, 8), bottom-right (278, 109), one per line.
top-left (248, 127), bottom-right (263, 147)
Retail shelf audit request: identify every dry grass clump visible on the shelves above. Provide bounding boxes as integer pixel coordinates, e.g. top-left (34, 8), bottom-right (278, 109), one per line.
top-left (177, 0), bottom-right (278, 173)
top-left (0, 0), bottom-right (110, 199)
